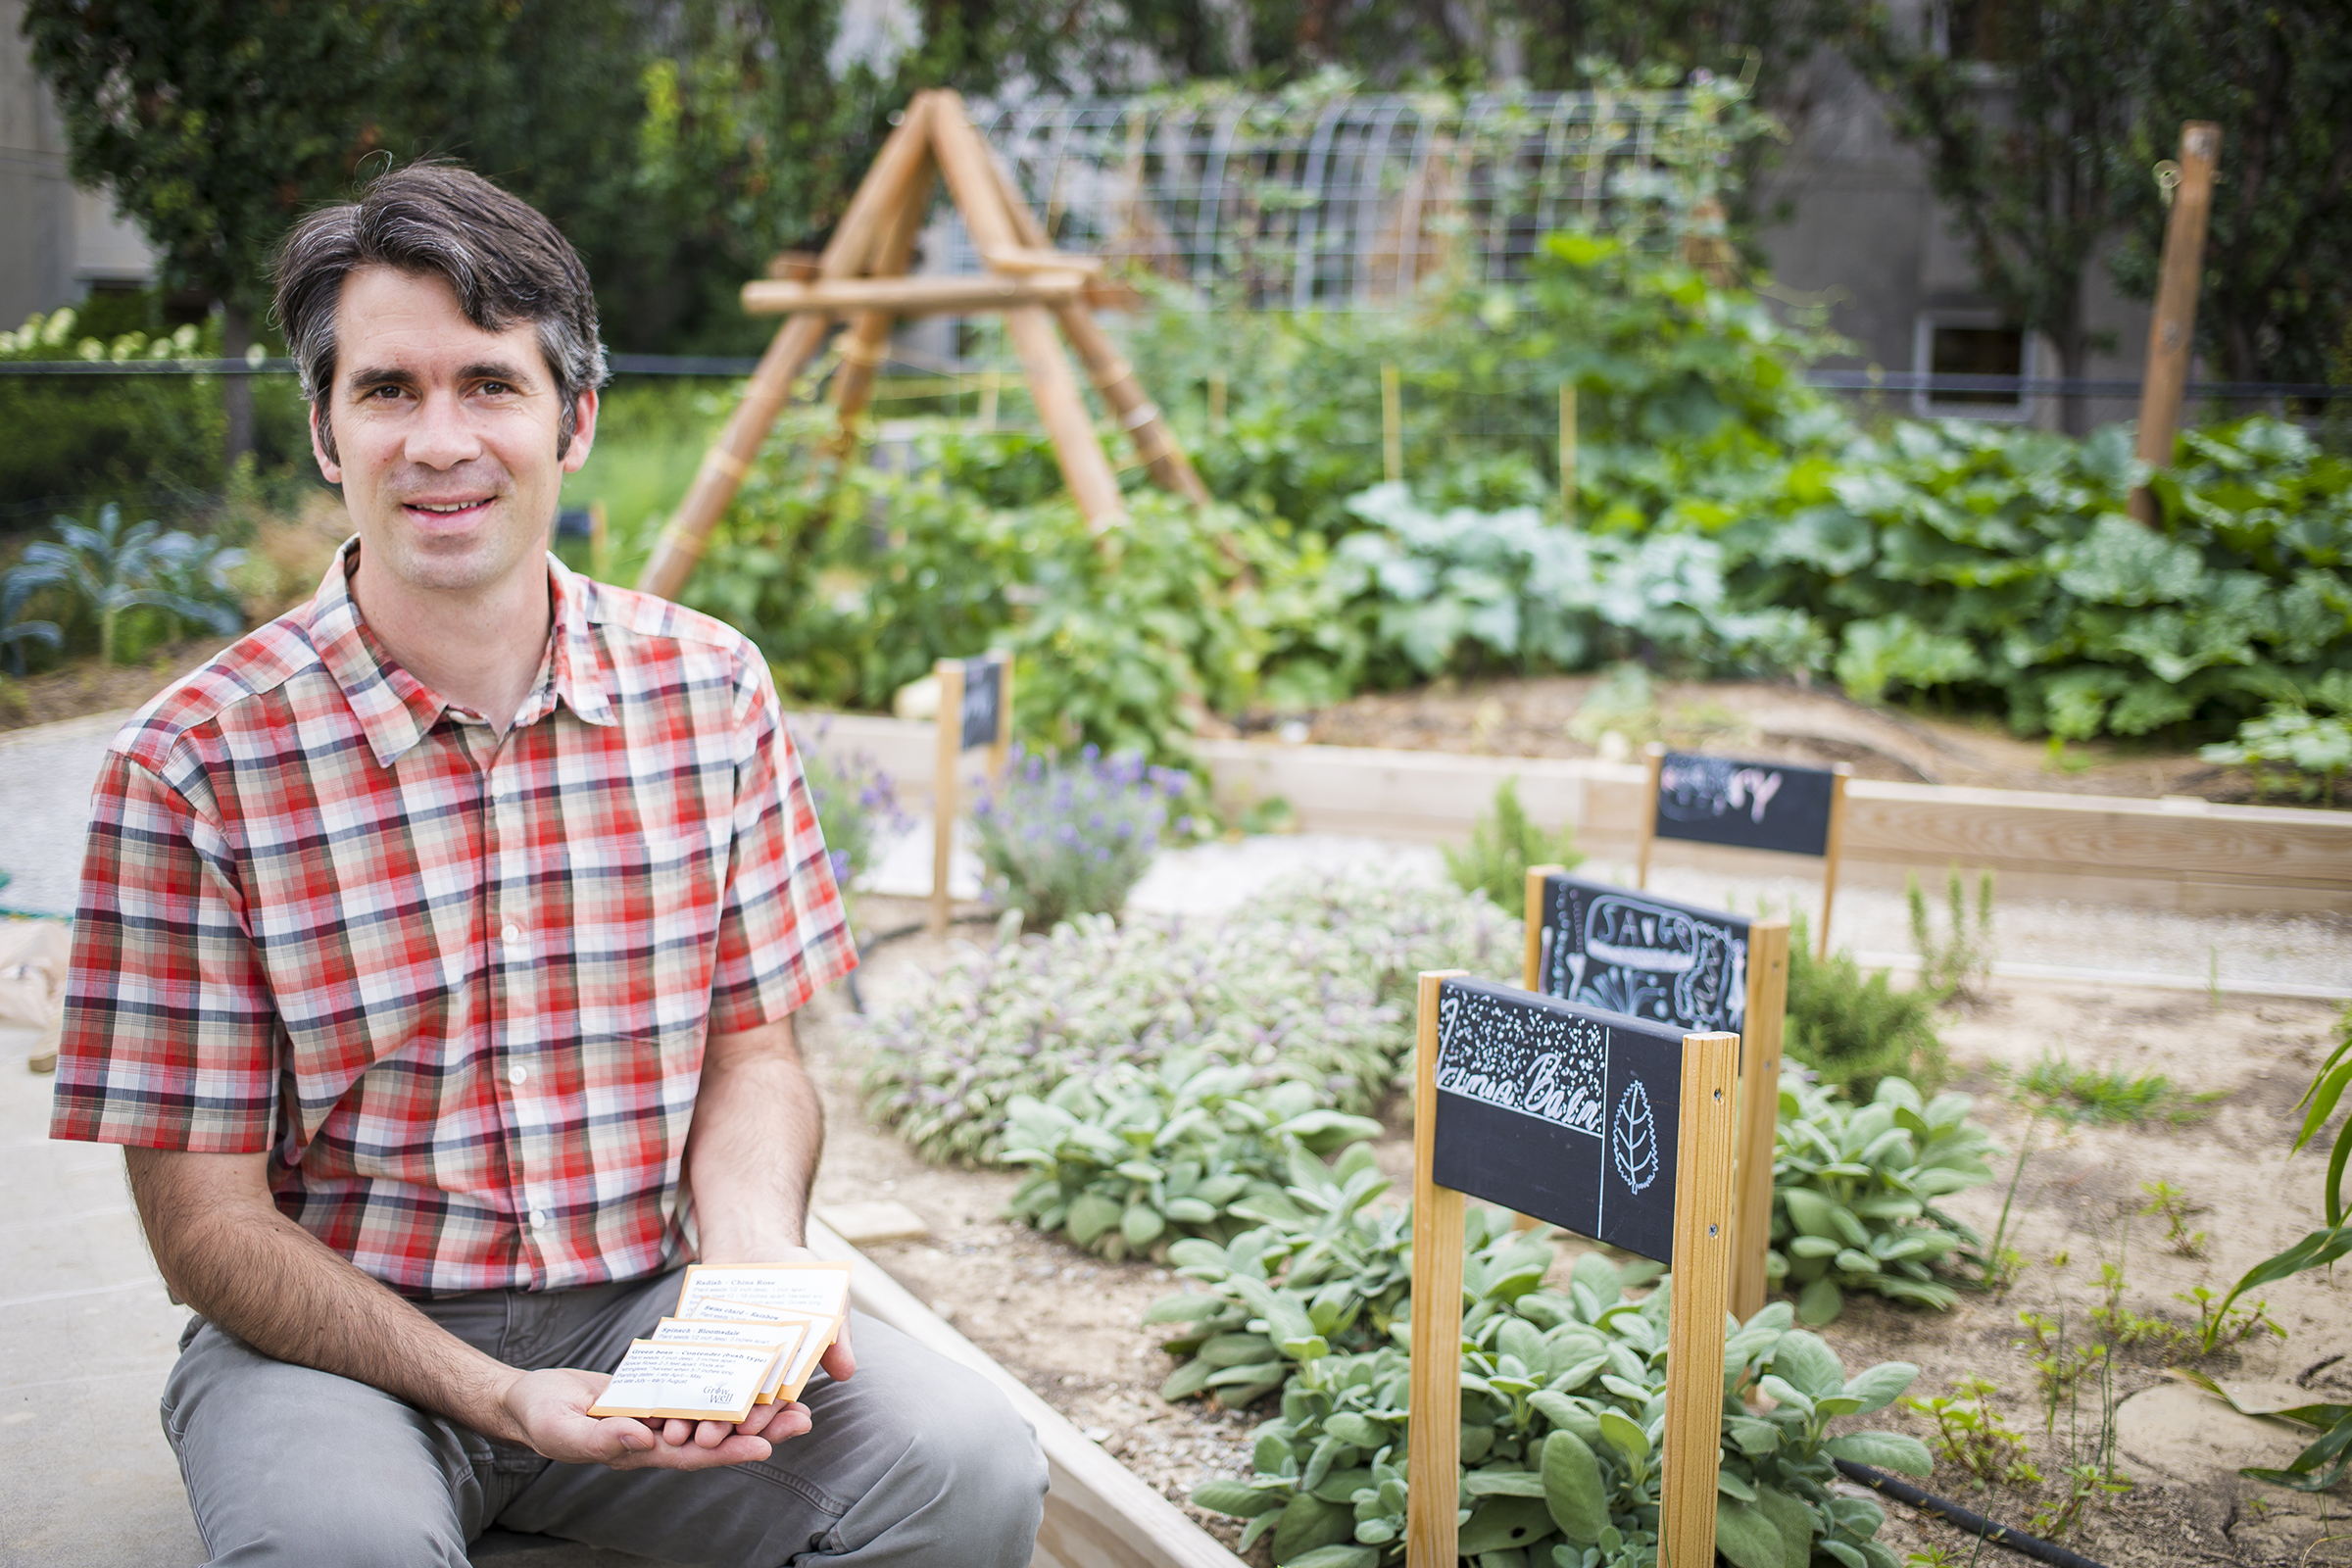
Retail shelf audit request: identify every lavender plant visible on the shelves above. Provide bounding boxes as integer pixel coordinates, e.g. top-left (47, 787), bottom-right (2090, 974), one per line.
top-left (969, 744), bottom-right (1187, 930)
top-left (793, 722), bottom-right (910, 914)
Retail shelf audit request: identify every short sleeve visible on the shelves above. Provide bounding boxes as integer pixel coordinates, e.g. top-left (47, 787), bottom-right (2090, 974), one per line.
top-left (704, 662), bottom-right (857, 1035)
top-left (48, 751), bottom-right (279, 1152)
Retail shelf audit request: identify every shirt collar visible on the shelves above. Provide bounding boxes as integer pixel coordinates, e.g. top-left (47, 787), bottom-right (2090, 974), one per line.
top-left (307, 539), bottom-right (616, 770)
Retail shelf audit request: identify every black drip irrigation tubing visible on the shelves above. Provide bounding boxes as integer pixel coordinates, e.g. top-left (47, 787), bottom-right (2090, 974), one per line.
top-left (1835, 1461), bottom-right (2112, 1568)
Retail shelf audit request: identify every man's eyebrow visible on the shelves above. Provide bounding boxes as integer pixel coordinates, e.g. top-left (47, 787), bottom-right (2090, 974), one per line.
top-left (341, 361), bottom-right (542, 393)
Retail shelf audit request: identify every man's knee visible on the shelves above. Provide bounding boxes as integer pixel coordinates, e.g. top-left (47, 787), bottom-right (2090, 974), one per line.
top-left (166, 1323), bottom-right (483, 1568)
top-left (829, 1352), bottom-right (1047, 1564)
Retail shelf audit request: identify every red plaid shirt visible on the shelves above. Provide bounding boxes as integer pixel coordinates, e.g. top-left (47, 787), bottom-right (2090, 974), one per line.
top-left (50, 542), bottom-right (856, 1296)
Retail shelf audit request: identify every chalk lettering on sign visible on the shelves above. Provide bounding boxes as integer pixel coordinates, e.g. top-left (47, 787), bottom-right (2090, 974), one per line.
top-left (1435, 983), bottom-right (1607, 1137)
top-left (1650, 751), bottom-right (1838, 858)
top-left (1429, 978), bottom-right (1688, 1262)
top-left (1537, 875), bottom-right (1747, 1036)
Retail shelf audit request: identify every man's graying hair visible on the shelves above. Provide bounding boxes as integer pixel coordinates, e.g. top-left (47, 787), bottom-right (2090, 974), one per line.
top-left (272, 164), bottom-right (608, 465)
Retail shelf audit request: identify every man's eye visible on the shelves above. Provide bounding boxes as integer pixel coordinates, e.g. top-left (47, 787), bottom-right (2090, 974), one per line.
top-left (478, 381), bottom-right (514, 396)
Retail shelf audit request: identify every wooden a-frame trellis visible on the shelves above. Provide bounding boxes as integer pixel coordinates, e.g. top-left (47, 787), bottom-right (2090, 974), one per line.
top-left (635, 90), bottom-right (1206, 601)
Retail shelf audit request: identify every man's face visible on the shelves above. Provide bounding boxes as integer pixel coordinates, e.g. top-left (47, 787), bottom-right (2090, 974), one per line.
top-left (312, 265), bottom-right (596, 599)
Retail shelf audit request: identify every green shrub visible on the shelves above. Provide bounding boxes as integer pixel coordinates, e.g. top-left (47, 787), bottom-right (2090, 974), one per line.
top-left (1444, 779), bottom-right (1584, 920)
top-left (0, 308), bottom-right (307, 518)
top-left (1768, 1075), bottom-right (1997, 1324)
top-left (2199, 670), bottom-right (2352, 805)
top-left (1784, 914), bottom-right (1946, 1096)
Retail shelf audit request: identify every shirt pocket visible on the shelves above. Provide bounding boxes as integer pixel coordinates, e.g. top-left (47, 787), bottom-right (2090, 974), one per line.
top-left (568, 825), bottom-right (725, 1036)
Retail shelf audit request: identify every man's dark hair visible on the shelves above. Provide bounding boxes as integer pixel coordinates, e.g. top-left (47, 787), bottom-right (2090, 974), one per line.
top-left (272, 164), bottom-right (608, 463)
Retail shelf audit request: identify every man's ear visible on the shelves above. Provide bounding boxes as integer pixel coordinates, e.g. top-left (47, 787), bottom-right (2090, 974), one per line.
top-left (309, 404), bottom-right (344, 484)
top-left (561, 385), bottom-right (600, 473)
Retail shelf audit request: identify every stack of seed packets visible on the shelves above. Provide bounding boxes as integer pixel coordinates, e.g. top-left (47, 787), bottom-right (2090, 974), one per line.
top-left (587, 1260), bottom-right (854, 1424)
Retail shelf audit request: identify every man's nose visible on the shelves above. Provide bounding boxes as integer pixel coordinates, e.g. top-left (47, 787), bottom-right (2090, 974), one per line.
top-left (406, 388), bottom-right (485, 468)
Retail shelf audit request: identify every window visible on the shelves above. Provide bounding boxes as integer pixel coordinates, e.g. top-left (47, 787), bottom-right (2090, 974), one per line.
top-left (1914, 316), bottom-right (2033, 419)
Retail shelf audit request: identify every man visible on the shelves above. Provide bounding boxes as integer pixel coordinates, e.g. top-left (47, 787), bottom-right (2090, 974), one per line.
top-left (49, 165), bottom-right (1045, 1566)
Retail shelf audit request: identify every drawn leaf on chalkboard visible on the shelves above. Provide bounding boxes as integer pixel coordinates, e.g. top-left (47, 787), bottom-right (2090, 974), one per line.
top-left (1612, 1080), bottom-right (1659, 1194)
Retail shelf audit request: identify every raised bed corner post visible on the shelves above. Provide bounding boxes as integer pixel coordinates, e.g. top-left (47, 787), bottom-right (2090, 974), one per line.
top-left (1407, 970), bottom-right (1737, 1568)
top-left (1731, 919), bottom-right (1789, 1324)
top-left (2129, 122), bottom-right (2221, 527)
top-left (929, 659), bottom-right (965, 938)
top-left (636, 95), bottom-right (939, 602)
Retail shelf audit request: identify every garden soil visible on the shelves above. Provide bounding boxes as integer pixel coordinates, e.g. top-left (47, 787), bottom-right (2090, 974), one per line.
top-left (805, 896), bottom-right (2352, 1568)
top-left (1288, 673), bottom-right (2281, 804)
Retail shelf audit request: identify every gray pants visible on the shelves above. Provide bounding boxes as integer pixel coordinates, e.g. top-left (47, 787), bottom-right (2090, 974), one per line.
top-left (160, 1270), bottom-right (1047, 1567)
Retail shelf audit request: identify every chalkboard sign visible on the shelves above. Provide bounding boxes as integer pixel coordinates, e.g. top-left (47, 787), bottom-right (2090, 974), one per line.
top-left (957, 657), bottom-right (1003, 753)
top-left (1653, 751), bottom-right (1837, 858)
top-left (1533, 873), bottom-right (1749, 1037)
top-left (1432, 978), bottom-right (1687, 1263)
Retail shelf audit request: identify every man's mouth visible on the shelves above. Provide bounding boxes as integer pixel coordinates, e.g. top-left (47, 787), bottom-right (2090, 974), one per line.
top-left (403, 497), bottom-right (495, 520)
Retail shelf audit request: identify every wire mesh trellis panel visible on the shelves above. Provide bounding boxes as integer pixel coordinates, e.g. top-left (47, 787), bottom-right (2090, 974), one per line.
top-left (947, 89), bottom-right (1738, 308)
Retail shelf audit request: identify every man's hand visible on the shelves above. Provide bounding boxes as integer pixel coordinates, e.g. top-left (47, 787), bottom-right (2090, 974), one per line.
top-left (502, 1367), bottom-right (803, 1470)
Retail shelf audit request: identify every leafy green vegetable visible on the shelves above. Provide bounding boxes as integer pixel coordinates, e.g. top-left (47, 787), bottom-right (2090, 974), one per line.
top-left (1768, 1076), bottom-right (1996, 1323)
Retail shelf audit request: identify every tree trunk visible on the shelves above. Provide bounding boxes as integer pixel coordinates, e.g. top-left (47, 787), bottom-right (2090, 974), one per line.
top-left (2052, 321), bottom-right (2090, 437)
top-left (220, 301), bottom-right (255, 472)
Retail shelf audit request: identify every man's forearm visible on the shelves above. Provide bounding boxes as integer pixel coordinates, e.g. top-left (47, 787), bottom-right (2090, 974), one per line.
top-left (125, 1148), bottom-right (526, 1445)
top-left (686, 1018), bottom-right (823, 1259)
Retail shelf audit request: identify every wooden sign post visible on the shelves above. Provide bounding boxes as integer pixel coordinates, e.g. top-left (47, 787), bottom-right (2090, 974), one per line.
top-left (635, 89), bottom-right (1206, 603)
top-left (1524, 867), bottom-right (1791, 1321)
top-left (2129, 122), bottom-right (2221, 526)
top-left (1409, 971), bottom-right (1737, 1567)
top-left (928, 652), bottom-right (1014, 936)
top-left (1636, 744), bottom-right (1849, 959)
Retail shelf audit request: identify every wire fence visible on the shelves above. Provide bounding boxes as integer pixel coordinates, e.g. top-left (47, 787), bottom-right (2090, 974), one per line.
top-left (957, 88), bottom-right (1748, 306)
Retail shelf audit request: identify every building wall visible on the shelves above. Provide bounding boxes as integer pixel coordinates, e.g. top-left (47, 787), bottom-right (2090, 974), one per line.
top-left (1752, 42), bottom-right (2154, 431)
top-left (0, 0), bottom-right (156, 333)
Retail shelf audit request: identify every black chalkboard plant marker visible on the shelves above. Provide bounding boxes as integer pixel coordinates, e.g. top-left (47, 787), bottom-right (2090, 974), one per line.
top-left (1634, 741), bottom-right (1852, 959)
top-left (929, 652), bottom-right (1015, 936)
top-left (1520, 866), bottom-right (1792, 1321)
top-left (1405, 969), bottom-right (1739, 1568)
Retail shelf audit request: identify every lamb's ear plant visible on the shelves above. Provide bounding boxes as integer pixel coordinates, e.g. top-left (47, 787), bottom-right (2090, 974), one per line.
top-left (1769, 1075), bottom-right (1996, 1324)
top-left (1172, 1194), bottom-right (1928, 1568)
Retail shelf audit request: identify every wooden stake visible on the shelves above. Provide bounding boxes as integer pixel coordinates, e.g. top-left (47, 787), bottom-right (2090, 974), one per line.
top-left (1731, 919), bottom-right (1790, 1322)
top-left (1818, 766), bottom-right (1851, 959)
top-left (2130, 122), bottom-right (2221, 526)
top-left (930, 659), bottom-right (965, 938)
top-left (1382, 363), bottom-right (1403, 485)
top-left (1521, 863), bottom-right (1565, 991)
top-left (742, 270), bottom-right (1086, 317)
top-left (1636, 743), bottom-right (1664, 890)
top-left (1559, 383), bottom-right (1578, 523)
top-left (636, 95), bottom-right (938, 600)
top-left (1207, 372), bottom-right (1226, 431)
top-left (1662, 1031), bottom-right (1739, 1568)
top-left (982, 149), bottom-right (1209, 504)
top-left (1407, 969), bottom-right (1470, 1568)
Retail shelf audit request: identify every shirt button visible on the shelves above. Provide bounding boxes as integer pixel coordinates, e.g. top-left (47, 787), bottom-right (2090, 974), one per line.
top-left (509, 1064), bottom-right (527, 1086)
top-left (531, 1210), bottom-right (550, 1230)
top-left (501, 923), bottom-right (522, 945)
